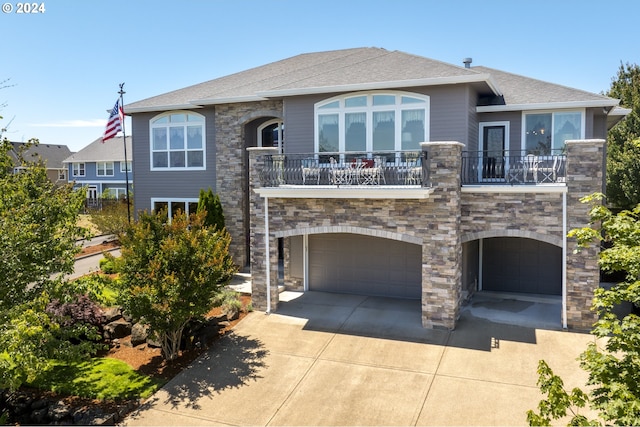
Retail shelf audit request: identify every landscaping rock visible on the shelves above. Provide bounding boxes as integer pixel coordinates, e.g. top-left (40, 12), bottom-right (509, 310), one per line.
top-left (103, 307), bottom-right (122, 322)
top-left (104, 318), bottom-right (132, 340)
top-left (48, 401), bottom-right (71, 421)
top-left (31, 407), bottom-right (49, 424)
top-left (131, 322), bottom-right (150, 346)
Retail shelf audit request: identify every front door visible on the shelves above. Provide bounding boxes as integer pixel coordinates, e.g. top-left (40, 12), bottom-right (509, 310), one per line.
top-left (481, 125), bottom-right (506, 180)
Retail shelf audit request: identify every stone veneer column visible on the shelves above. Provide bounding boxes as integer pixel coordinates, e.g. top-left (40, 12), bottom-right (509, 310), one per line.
top-left (565, 139), bottom-right (606, 330)
top-left (420, 141), bottom-right (463, 329)
top-left (247, 147), bottom-right (280, 312)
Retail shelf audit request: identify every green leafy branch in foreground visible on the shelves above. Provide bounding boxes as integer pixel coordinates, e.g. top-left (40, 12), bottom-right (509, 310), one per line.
top-left (528, 193), bottom-right (640, 425)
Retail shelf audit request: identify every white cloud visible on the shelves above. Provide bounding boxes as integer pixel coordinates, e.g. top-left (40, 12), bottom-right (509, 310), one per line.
top-left (29, 119), bottom-right (106, 128)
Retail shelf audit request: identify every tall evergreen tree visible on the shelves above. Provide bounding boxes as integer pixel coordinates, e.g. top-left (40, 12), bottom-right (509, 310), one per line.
top-left (606, 62), bottom-right (640, 209)
top-left (197, 187), bottom-right (225, 231)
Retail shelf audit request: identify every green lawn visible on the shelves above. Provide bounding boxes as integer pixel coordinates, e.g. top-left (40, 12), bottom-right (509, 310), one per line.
top-left (31, 357), bottom-right (163, 400)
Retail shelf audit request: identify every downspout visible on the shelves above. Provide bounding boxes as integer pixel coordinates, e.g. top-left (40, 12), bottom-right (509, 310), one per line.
top-left (265, 196), bottom-right (271, 314)
top-left (562, 191), bottom-right (567, 329)
top-left (303, 234), bottom-right (309, 291)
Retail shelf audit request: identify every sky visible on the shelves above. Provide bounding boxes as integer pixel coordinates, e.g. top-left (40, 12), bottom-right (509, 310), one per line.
top-left (1, 0), bottom-right (639, 152)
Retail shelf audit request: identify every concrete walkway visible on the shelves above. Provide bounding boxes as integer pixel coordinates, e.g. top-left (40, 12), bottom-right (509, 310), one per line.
top-left (124, 291), bottom-right (598, 426)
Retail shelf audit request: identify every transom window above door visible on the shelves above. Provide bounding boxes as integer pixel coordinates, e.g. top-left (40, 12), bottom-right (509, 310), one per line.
top-left (315, 92), bottom-right (430, 154)
top-left (150, 112), bottom-right (205, 170)
top-left (258, 119), bottom-right (284, 152)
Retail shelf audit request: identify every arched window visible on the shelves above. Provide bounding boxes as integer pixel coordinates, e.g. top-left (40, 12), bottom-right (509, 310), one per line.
top-left (314, 92), bottom-right (429, 155)
top-left (258, 119), bottom-right (284, 152)
top-left (150, 112), bottom-right (205, 170)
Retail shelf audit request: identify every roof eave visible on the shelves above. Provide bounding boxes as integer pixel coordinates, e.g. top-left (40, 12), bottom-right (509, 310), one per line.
top-left (477, 99), bottom-right (620, 112)
top-left (255, 74), bottom-right (503, 98)
top-left (124, 104), bottom-right (205, 114)
top-left (193, 95), bottom-right (269, 106)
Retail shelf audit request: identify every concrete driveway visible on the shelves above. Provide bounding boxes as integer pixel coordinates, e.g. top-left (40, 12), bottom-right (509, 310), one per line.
top-left (124, 291), bottom-right (597, 426)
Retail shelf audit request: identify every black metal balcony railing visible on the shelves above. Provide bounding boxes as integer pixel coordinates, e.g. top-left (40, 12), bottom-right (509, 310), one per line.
top-left (461, 150), bottom-right (566, 185)
top-left (257, 150), bottom-right (567, 188)
top-left (259, 151), bottom-right (428, 187)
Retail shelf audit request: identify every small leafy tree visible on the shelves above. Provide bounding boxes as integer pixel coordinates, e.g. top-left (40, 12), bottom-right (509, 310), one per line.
top-left (116, 209), bottom-right (236, 361)
top-left (0, 138), bottom-right (101, 391)
top-left (528, 193), bottom-right (640, 426)
top-left (197, 187), bottom-right (225, 230)
top-left (88, 188), bottom-right (131, 236)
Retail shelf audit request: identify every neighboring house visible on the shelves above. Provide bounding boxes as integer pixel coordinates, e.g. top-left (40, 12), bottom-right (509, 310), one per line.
top-left (63, 135), bottom-right (133, 203)
top-left (125, 47), bottom-right (629, 331)
top-left (9, 141), bottom-right (72, 185)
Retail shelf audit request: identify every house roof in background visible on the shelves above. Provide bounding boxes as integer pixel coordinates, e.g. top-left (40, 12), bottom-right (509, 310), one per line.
top-left (63, 135), bottom-right (132, 163)
top-left (126, 47), bottom-right (620, 114)
top-left (9, 142), bottom-right (72, 169)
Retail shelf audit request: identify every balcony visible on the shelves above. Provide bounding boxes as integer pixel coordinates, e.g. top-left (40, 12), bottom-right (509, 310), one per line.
top-left (461, 150), bottom-right (566, 186)
top-left (259, 151), bottom-right (429, 188)
top-left (252, 148), bottom-right (567, 200)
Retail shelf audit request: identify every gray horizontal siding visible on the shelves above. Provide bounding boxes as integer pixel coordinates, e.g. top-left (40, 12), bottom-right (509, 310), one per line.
top-left (131, 108), bottom-right (216, 215)
top-left (283, 86), bottom-right (474, 153)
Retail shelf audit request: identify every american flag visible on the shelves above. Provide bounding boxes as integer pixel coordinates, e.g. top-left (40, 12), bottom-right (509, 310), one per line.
top-left (102, 99), bottom-right (124, 142)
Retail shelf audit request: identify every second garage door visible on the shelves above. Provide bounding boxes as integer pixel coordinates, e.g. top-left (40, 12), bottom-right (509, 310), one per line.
top-left (309, 233), bottom-right (421, 299)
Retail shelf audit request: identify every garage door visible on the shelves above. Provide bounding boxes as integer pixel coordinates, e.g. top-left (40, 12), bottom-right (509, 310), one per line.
top-left (482, 237), bottom-right (561, 295)
top-left (309, 233), bottom-right (421, 299)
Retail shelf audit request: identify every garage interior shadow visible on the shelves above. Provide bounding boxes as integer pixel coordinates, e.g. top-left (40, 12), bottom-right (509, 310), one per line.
top-left (273, 290), bottom-right (567, 352)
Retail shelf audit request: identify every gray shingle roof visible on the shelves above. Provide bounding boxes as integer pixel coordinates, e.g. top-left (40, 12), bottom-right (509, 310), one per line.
top-left (10, 142), bottom-right (72, 169)
top-left (472, 66), bottom-right (615, 106)
top-left (126, 47), bottom-right (619, 113)
top-left (126, 47), bottom-right (489, 112)
top-left (63, 135), bottom-right (132, 163)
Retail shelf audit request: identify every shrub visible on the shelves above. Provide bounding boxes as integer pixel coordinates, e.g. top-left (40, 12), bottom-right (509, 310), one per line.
top-left (45, 295), bottom-right (105, 329)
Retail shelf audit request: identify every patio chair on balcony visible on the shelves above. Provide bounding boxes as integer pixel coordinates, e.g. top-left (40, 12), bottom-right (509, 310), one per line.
top-left (329, 157), bottom-right (353, 185)
top-left (301, 158), bottom-right (321, 185)
top-left (523, 154), bottom-right (539, 182)
top-left (538, 155), bottom-right (564, 183)
top-left (403, 153), bottom-right (422, 185)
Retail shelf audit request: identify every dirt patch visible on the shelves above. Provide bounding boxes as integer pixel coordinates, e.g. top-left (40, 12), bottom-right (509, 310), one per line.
top-left (76, 240), bottom-right (120, 258)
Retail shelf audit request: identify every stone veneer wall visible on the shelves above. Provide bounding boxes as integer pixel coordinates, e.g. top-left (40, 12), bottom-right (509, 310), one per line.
top-left (247, 140), bottom-right (605, 331)
top-left (214, 101), bottom-right (283, 267)
top-left (248, 142), bottom-right (463, 329)
top-left (565, 139), bottom-right (605, 330)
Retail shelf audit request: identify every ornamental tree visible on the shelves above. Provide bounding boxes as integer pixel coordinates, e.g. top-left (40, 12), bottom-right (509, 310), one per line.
top-left (0, 138), bottom-right (99, 391)
top-left (528, 193), bottom-right (640, 426)
top-left (116, 209), bottom-right (236, 361)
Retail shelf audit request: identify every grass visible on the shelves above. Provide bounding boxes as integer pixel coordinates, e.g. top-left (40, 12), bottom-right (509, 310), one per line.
top-left (31, 358), bottom-right (163, 400)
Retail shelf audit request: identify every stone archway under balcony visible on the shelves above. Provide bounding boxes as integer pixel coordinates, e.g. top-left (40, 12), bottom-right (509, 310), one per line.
top-left (276, 225), bottom-right (423, 299)
top-left (460, 228), bottom-right (564, 329)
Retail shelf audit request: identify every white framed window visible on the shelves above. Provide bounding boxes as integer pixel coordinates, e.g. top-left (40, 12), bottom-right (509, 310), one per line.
top-left (104, 187), bottom-right (127, 199)
top-left (150, 112), bottom-right (205, 171)
top-left (97, 162), bottom-right (114, 177)
top-left (314, 91), bottom-right (429, 155)
top-left (120, 161), bottom-right (132, 173)
top-left (258, 119), bottom-right (284, 152)
top-left (72, 163), bottom-right (85, 177)
top-left (151, 198), bottom-right (199, 221)
top-left (522, 110), bottom-right (584, 154)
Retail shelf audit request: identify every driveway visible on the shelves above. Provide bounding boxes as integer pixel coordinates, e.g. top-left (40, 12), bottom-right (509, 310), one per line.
top-left (124, 291), bottom-right (597, 426)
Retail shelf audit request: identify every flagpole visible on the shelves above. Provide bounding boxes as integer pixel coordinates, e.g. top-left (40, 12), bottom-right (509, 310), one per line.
top-left (118, 83), bottom-right (131, 224)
